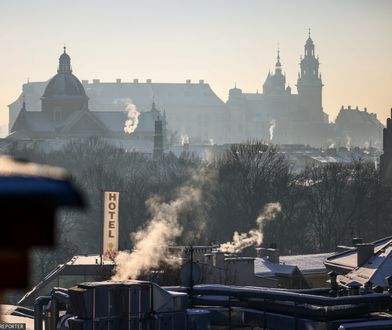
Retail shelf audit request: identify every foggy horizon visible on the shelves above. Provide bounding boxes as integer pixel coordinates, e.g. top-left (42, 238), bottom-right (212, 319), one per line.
top-left (1, 0), bottom-right (391, 129)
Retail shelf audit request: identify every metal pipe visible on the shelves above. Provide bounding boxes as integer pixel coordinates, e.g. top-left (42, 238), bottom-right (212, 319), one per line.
top-left (191, 285), bottom-right (392, 307)
top-left (34, 296), bottom-right (51, 330)
top-left (192, 296), bottom-right (388, 321)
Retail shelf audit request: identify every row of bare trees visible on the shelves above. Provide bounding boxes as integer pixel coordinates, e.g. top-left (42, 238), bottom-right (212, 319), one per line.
top-left (5, 139), bottom-right (392, 284)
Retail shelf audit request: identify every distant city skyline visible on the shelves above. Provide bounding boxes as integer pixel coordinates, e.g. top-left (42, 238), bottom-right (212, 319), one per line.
top-left (1, 0), bottom-right (391, 130)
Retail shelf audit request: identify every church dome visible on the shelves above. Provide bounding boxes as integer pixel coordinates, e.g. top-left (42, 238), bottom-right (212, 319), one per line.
top-left (41, 47), bottom-right (88, 119)
top-left (42, 72), bottom-right (87, 98)
top-left (42, 47), bottom-right (87, 99)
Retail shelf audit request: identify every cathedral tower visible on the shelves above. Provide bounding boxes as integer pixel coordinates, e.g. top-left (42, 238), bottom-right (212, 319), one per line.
top-left (296, 31), bottom-right (324, 123)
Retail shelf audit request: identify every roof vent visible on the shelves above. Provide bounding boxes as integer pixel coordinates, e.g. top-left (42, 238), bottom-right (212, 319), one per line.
top-left (116, 78), bottom-right (121, 84)
top-left (256, 248), bottom-right (279, 263)
top-left (356, 243), bottom-right (374, 267)
top-left (133, 79), bottom-right (139, 83)
top-left (186, 79), bottom-right (191, 84)
top-left (199, 80), bottom-right (204, 84)
top-left (146, 79), bottom-right (152, 83)
top-left (93, 79), bottom-right (100, 84)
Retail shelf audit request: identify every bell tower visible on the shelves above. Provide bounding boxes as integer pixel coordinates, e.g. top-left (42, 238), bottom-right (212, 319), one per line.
top-left (296, 30), bottom-right (324, 123)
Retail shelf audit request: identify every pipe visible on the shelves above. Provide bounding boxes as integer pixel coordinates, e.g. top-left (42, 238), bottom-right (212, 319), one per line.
top-left (49, 289), bottom-right (71, 330)
top-left (192, 296), bottom-right (389, 321)
top-left (34, 296), bottom-right (51, 330)
top-left (191, 285), bottom-right (392, 307)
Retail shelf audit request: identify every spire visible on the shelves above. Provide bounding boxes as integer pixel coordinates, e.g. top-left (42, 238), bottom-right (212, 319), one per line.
top-left (58, 46), bottom-right (72, 74)
top-left (151, 95), bottom-right (157, 111)
top-left (304, 30), bottom-right (315, 57)
top-left (275, 46), bottom-right (282, 74)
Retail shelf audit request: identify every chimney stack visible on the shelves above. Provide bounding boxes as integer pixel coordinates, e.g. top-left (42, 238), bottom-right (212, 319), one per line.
top-left (356, 243), bottom-right (374, 267)
top-left (256, 248), bottom-right (279, 263)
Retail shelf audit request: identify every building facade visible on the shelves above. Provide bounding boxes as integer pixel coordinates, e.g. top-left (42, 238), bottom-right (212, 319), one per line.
top-left (7, 34), bottom-right (384, 148)
top-left (8, 48), bottom-right (165, 152)
top-left (226, 33), bottom-right (330, 146)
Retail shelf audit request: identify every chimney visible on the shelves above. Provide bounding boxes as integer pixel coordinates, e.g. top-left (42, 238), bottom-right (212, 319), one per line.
top-left (93, 79), bottom-right (100, 84)
top-left (133, 79), bottom-right (139, 83)
top-left (256, 248), bottom-right (279, 263)
top-left (186, 79), bottom-right (191, 84)
top-left (116, 78), bottom-right (121, 84)
top-left (82, 80), bottom-right (89, 85)
top-left (146, 79), bottom-right (152, 83)
top-left (213, 251), bottom-right (225, 268)
top-left (356, 243), bottom-right (374, 267)
top-left (199, 80), bottom-right (204, 84)
top-left (352, 237), bottom-right (363, 245)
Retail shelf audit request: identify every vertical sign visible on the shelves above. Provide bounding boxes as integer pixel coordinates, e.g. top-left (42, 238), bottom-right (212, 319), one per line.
top-left (103, 191), bottom-right (120, 260)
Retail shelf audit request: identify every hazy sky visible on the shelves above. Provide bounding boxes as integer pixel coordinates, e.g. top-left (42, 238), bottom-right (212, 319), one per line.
top-left (1, 0), bottom-right (391, 129)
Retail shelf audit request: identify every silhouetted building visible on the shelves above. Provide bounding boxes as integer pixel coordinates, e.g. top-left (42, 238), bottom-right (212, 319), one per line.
top-left (7, 34), bottom-right (382, 148)
top-left (335, 106), bottom-right (383, 148)
top-left (226, 32), bottom-right (329, 145)
top-left (380, 109), bottom-right (392, 180)
top-left (8, 48), bottom-right (165, 151)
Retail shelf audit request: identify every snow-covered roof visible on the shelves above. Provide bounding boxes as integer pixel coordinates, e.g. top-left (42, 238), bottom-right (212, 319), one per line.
top-left (254, 258), bottom-right (297, 277)
top-left (326, 237), bottom-right (392, 288)
top-left (255, 253), bottom-right (332, 278)
top-left (280, 253), bottom-right (333, 274)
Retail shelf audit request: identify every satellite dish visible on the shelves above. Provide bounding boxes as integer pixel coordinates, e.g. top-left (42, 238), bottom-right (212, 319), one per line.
top-left (179, 261), bottom-right (202, 287)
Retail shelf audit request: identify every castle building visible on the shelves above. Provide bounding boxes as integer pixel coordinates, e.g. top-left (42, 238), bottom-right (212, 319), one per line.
top-left (226, 32), bottom-right (329, 145)
top-left (7, 33), bottom-right (384, 148)
top-left (335, 106), bottom-right (384, 149)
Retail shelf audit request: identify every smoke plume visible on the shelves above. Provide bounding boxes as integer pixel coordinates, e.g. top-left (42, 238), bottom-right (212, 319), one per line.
top-left (346, 135), bottom-right (351, 151)
top-left (181, 134), bottom-right (190, 145)
top-left (116, 98), bottom-right (140, 134)
top-left (112, 168), bottom-right (215, 280)
top-left (219, 202), bottom-right (281, 254)
top-left (269, 120), bottom-right (277, 141)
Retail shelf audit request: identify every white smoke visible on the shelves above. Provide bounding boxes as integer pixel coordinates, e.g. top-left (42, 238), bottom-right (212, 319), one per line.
top-left (364, 141), bottom-right (370, 149)
top-left (114, 98), bottom-right (140, 134)
top-left (208, 138), bottom-right (214, 146)
top-left (346, 135), bottom-right (351, 151)
top-left (327, 139), bottom-right (335, 149)
top-left (219, 202), bottom-right (281, 254)
top-left (269, 120), bottom-right (277, 141)
top-left (112, 169), bottom-right (215, 281)
top-left (180, 134), bottom-right (190, 146)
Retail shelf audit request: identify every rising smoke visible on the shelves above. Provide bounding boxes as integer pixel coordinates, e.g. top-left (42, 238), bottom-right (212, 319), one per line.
top-left (112, 168), bottom-right (216, 281)
top-left (269, 120), bottom-right (277, 141)
top-left (115, 98), bottom-right (140, 134)
top-left (346, 135), bottom-right (351, 151)
top-left (180, 134), bottom-right (190, 145)
top-left (219, 202), bottom-right (281, 254)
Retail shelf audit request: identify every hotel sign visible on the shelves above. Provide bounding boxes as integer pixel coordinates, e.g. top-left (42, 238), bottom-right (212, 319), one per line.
top-left (103, 191), bottom-right (119, 259)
